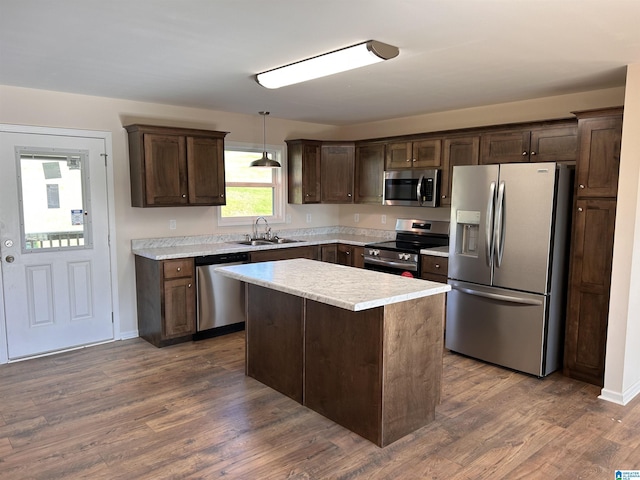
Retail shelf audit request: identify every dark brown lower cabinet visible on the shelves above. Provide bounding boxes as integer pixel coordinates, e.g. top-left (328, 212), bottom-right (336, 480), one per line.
top-left (337, 244), bottom-right (364, 268)
top-left (564, 198), bottom-right (617, 386)
top-left (135, 256), bottom-right (196, 347)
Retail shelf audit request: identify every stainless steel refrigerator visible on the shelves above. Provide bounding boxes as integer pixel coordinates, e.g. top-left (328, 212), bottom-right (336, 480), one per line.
top-left (446, 162), bottom-right (572, 377)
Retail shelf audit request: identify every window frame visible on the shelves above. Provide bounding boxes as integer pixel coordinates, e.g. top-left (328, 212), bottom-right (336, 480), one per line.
top-left (217, 140), bottom-right (286, 227)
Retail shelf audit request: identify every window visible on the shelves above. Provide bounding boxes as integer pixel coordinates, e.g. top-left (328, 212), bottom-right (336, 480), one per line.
top-left (217, 141), bottom-right (285, 226)
top-left (16, 148), bottom-right (92, 252)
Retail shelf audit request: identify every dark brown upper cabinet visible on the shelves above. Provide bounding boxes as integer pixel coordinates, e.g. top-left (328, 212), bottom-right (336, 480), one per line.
top-left (480, 122), bottom-right (577, 164)
top-left (385, 138), bottom-right (442, 170)
top-left (574, 110), bottom-right (623, 198)
top-left (321, 142), bottom-right (355, 203)
top-left (440, 135), bottom-right (480, 206)
top-left (286, 139), bottom-right (322, 204)
top-left (354, 142), bottom-right (385, 204)
top-left (126, 124), bottom-right (227, 207)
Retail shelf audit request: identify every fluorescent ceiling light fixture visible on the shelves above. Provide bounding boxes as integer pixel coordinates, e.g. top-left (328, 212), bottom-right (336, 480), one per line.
top-left (256, 40), bottom-right (399, 89)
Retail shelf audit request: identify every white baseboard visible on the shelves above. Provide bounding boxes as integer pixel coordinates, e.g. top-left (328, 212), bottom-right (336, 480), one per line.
top-left (119, 330), bottom-right (139, 340)
top-left (599, 378), bottom-right (640, 405)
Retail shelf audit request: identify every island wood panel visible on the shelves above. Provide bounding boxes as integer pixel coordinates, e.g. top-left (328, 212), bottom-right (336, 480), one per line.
top-left (304, 294), bottom-right (444, 447)
top-left (246, 284), bottom-right (304, 402)
top-left (381, 294), bottom-right (444, 444)
top-left (304, 301), bottom-right (384, 445)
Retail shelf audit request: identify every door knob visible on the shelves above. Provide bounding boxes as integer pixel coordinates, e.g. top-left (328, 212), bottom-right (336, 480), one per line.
top-left (5, 255), bottom-right (15, 263)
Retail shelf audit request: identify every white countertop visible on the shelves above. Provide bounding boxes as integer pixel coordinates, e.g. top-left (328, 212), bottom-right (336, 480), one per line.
top-left (215, 258), bottom-right (450, 312)
top-left (132, 233), bottom-right (449, 260)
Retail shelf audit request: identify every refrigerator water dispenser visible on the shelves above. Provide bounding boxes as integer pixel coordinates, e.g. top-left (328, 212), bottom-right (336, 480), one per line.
top-left (456, 210), bottom-right (481, 257)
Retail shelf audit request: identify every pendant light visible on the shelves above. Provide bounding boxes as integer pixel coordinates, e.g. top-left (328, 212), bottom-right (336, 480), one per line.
top-left (250, 111), bottom-right (281, 168)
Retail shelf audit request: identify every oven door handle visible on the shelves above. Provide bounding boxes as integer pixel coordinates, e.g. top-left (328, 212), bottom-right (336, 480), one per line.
top-left (364, 257), bottom-right (418, 271)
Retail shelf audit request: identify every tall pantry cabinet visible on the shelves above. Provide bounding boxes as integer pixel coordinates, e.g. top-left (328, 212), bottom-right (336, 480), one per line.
top-left (564, 107), bottom-right (623, 387)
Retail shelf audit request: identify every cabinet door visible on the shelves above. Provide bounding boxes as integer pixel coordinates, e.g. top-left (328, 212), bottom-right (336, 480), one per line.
top-left (421, 255), bottom-right (448, 281)
top-left (575, 116), bottom-right (622, 198)
top-left (564, 199), bottom-right (617, 386)
top-left (385, 141), bottom-right (412, 169)
top-left (352, 246), bottom-right (364, 268)
top-left (321, 244), bottom-right (337, 263)
top-left (480, 130), bottom-right (531, 164)
top-left (336, 244), bottom-right (353, 266)
top-left (163, 276), bottom-right (195, 339)
top-left (355, 143), bottom-right (385, 204)
top-left (143, 134), bottom-right (188, 205)
top-left (441, 135), bottom-right (479, 206)
top-left (302, 143), bottom-right (322, 203)
top-left (321, 144), bottom-right (354, 203)
top-left (187, 136), bottom-right (225, 205)
top-left (287, 141), bottom-right (321, 204)
top-left (336, 244), bottom-right (364, 268)
top-left (530, 125), bottom-right (577, 163)
top-left (412, 138), bottom-right (442, 168)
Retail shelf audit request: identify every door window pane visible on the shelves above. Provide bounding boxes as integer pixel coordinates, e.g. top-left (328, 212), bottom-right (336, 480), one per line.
top-left (17, 149), bottom-right (90, 251)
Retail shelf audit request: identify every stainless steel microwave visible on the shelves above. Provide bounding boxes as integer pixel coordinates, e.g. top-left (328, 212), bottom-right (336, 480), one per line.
top-left (383, 169), bottom-right (440, 207)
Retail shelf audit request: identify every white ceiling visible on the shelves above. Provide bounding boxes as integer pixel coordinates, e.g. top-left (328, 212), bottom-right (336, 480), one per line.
top-left (1, 0), bottom-right (639, 126)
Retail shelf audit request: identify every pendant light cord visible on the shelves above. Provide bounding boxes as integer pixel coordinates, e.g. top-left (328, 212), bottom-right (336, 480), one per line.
top-left (260, 111), bottom-right (269, 154)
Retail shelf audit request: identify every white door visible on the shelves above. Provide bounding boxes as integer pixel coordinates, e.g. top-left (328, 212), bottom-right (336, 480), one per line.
top-left (0, 131), bottom-right (113, 360)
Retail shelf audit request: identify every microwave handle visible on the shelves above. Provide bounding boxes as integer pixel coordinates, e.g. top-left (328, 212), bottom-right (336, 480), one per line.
top-left (417, 175), bottom-right (424, 206)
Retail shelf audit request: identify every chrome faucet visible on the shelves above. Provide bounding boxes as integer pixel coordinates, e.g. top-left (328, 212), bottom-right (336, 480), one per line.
top-left (253, 216), bottom-right (271, 240)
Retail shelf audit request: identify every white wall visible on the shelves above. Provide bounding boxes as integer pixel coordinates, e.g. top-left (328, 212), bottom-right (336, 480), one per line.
top-left (0, 85), bottom-right (340, 337)
top-left (0, 82), bottom-right (635, 403)
top-left (603, 64), bottom-right (640, 404)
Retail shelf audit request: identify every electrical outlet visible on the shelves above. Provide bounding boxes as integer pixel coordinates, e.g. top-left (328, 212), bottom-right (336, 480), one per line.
top-left (169, 219), bottom-right (176, 230)
top-left (381, 215), bottom-right (386, 224)
top-left (354, 213), bottom-right (360, 223)
top-left (306, 213), bottom-right (312, 223)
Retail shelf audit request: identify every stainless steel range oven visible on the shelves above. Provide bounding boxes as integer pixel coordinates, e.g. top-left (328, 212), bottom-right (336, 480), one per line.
top-left (364, 219), bottom-right (449, 277)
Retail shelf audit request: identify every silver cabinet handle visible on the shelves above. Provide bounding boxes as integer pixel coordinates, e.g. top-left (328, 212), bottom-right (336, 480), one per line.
top-left (579, 184), bottom-right (585, 189)
top-left (578, 207), bottom-right (583, 212)
top-left (188, 283), bottom-right (192, 288)
top-left (182, 194), bottom-right (187, 198)
top-left (531, 151), bottom-right (536, 155)
top-left (522, 151), bottom-right (528, 156)
top-left (435, 264), bottom-right (440, 269)
top-left (177, 267), bottom-right (181, 272)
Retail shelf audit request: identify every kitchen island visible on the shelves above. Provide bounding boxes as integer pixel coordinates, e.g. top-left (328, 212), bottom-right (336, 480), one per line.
top-left (216, 258), bottom-right (450, 447)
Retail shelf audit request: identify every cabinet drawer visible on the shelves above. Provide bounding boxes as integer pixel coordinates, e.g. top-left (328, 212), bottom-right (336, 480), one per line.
top-left (421, 255), bottom-right (448, 276)
top-left (163, 259), bottom-right (194, 279)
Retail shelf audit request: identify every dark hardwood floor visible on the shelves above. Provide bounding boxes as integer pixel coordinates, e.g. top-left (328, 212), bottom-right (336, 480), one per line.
top-left (1, 331), bottom-right (639, 479)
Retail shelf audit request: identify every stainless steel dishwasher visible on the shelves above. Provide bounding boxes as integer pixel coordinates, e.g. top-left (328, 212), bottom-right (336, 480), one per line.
top-left (194, 252), bottom-right (249, 338)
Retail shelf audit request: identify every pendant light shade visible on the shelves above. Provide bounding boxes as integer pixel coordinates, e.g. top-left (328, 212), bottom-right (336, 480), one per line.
top-left (250, 111), bottom-right (281, 168)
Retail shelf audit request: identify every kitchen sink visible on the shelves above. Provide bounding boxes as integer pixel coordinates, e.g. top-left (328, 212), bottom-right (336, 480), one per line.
top-left (234, 238), bottom-right (302, 246)
top-left (271, 238), bottom-right (302, 244)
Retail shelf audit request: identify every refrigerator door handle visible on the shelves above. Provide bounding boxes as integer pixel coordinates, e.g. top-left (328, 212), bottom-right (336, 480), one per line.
top-left (486, 181), bottom-right (496, 269)
top-left (452, 285), bottom-right (544, 306)
top-left (494, 181), bottom-right (506, 267)
top-left (417, 174), bottom-right (424, 206)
